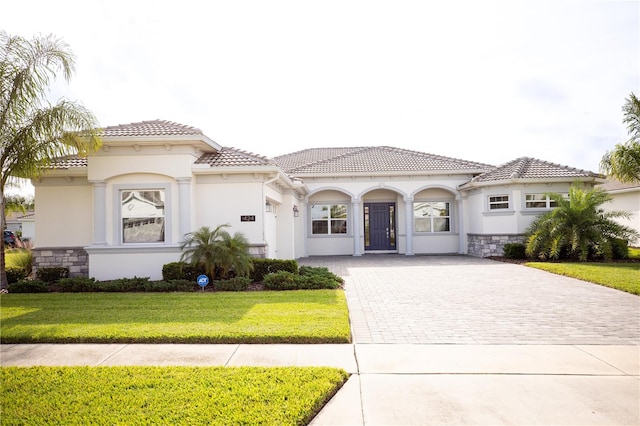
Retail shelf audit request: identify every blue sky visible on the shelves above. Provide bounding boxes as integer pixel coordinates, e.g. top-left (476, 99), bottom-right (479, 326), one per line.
top-left (3, 0), bottom-right (639, 197)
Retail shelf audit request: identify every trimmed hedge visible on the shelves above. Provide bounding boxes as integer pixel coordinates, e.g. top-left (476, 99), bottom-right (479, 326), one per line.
top-left (6, 267), bottom-right (28, 284)
top-left (8, 279), bottom-right (49, 293)
top-left (162, 262), bottom-right (205, 281)
top-left (251, 259), bottom-right (299, 282)
top-left (213, 277), bottom-right (252, 291)
top-left (502, 243), bottom-right (527, 259)
top-left (264, 267), bottom-right (343, 290)
top-left (36, 267), bottom-right (69, 283)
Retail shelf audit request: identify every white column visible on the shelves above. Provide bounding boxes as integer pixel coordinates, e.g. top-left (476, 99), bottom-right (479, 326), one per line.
top-left (92, 181), bottom-right (107, 245)
top-left (302, 199), bottom-right (309, 257)
top-left (457, 198), bottom-right (465, 254)
top-left (404, 196), bottom-right (414, 255)
top-left (352, 199), bottom-right (362, 256)
top-left (177, 178), bottom-right (192, 241)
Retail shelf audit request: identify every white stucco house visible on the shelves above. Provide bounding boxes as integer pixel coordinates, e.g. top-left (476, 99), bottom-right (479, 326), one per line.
top-left (31, 120), bottom-right (606, 280)
top-left (597, 179), bottom-right (640, 247)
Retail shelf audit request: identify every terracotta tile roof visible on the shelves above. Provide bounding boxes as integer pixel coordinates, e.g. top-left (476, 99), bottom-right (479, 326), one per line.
top-left (100, 120), bottom-right (203, 137)
top-left (597, 179), bottom-right (640, 191)
top-left (469, 157), bottom-right (600, 182)
top-left (195, 147), bottom-right (275, 167)
top-left (274, 146), bottom-right (492, 174)
top-left (48, 155), bottom-right (87, 169)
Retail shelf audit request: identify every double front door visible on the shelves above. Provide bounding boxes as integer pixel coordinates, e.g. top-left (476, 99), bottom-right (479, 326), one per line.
top-left (364, 202), bottom-right (396, 251)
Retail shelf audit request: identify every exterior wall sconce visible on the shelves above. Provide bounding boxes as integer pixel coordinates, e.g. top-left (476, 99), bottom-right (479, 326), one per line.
top-left (293, 205), bottom-right (299, 217)
top-left (265, 201), bottom-right (273, 213)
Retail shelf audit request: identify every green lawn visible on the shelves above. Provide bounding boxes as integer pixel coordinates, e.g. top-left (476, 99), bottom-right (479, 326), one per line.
top-left (1, 366), bottom-right (348, 425)
top-left (0, 291), bottom-right (351, 343)
top-left (525, 262), bottom-right (640, 295)
top-left (629, 247), bottom-right (640, 259)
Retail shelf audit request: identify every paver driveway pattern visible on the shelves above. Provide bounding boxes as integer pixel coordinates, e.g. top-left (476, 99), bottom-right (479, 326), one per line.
top-left (298, 255), bottom-right (640, 344)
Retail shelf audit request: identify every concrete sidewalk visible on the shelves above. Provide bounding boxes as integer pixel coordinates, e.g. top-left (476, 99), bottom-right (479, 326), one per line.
top-left (2, 343), bottom-right (639, 425)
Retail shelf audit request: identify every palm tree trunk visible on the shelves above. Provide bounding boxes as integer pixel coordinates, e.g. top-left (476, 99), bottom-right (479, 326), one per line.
top-left (1, 191), bottom-right (8, 289)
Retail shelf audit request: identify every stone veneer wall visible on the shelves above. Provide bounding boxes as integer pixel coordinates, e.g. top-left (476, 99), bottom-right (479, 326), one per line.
top-left (467, 234), bottom-right (525, 257)
top-left (32, 247), bottom-right (89, 278)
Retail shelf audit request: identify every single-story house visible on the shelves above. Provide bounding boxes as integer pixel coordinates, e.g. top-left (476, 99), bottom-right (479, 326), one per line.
top-left (31, 120), bottom-right (606, 280)
top-left (597, 179), bottom-right (640, 247)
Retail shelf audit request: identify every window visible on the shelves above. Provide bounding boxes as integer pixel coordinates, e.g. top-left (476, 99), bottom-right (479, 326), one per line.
top-left (488, 195), bottom-right (509, 210)
top-left (525, 194), bottom-right (558, 209)
top-left (311, 204), bottom-right (347, 235)
top-left (121, 190), bottom-right (165, 243)
top-left (414, 202), bottom-right (450, 232)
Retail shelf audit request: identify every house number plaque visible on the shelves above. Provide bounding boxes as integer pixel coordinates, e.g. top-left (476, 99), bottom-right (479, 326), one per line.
top-left (241, 215), bottom-right (256, 222)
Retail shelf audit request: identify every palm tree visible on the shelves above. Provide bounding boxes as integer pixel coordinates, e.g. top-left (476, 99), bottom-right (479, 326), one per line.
top-left (179, 224), bottom-right (225, 279)
top-left (1, 31), bottom-right (101, 288)
top-left (600, 92), bottom-right (640, 183)
top-left (525, 183), bottom-right (639, 261)
top-left (216, 230), bottom-right (253, 278)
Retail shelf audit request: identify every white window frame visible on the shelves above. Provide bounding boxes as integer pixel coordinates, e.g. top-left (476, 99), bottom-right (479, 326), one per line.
top-left (525, 193), bottom-right (559, 209)
top-left (310, 203), bottom-right (348, 235)
top-left (113, 183), bottom-right (172, 245)
top-left (488, 195), bottom-right (510, 210)
top-left (413, 201), bottom-right (452, 233)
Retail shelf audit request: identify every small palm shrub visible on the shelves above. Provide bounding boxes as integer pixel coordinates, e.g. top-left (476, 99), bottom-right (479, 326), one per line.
top-left (526, 183), bottom-right (640, 261)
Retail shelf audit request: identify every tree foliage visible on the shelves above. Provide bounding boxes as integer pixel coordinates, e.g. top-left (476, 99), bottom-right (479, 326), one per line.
top-left (1, 30), bottom-right (101, 288)
top-left (600, 92), bottom-right (640, 183)
top-left (525, 183), bottom-right (639, 261)
top-left (179, 224), bottom-right (253, 279)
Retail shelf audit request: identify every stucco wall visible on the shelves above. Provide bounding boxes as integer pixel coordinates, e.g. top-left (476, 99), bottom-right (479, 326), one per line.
top-left (603, 189), bottom-right (640, 246)
top-left (34, 179), bottom-right (93, 247)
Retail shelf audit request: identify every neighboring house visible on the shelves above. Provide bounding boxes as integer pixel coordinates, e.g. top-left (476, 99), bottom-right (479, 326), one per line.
top-left (4, 211), bottom-right (35, 242)
top-left (31, 120), bottom-right (605, 280)
top-left (597, 179), bottom-right (640, 247)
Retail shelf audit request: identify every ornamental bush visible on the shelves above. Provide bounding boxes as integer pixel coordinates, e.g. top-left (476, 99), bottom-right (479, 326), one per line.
top-left (213, 277), bottom-right (252, 291)
top-left (251, 259), bottom-right (299, 282)
top-left (8, 279), bottom-right (49, 293)
top-left (502, 243), bottom-right (527, 259)
top-left (6, 267), bottom-right (28, 284)
top-left (36, 267), bottom-right (69, 283)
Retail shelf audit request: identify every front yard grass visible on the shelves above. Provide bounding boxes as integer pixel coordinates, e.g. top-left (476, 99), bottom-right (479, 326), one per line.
top-left (525, 262), bottom-right (640, 295)
top-left (0, 291), bottom-right (351, 343)
top-left (1, 366), bottom-right (348, 425)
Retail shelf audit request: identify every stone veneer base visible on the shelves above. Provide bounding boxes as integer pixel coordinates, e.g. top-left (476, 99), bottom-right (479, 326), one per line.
top-left (467, 233), bottom-right (525, 257)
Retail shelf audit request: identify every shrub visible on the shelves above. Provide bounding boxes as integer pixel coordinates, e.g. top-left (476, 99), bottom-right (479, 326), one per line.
top-left (263, 271), bottom-right (300, 290)
top-left (6, 267), bottom-right (28, 284)
top-left (502, 243), bottom-right (527, 259)
top-left (251, 259), bottom-right (299, 282)
top-left (611, 239), bottom-right (629, 260)
top-left (56, 277), bottom-right (98, 292)
top-left (7, 249), bottom-right (32, 275)
top-left (98, 277), bottom-right (151, 292)
top-left (162, 262), bottom-right (205, 281)
top-left (8, 279), bottom-right (49, 293)
top-left (36, 267), bottom-right (69, 283)
top-left (213, 277), bottom-right (252, 291)
top-left (168, 279), bottom-right (199, 292)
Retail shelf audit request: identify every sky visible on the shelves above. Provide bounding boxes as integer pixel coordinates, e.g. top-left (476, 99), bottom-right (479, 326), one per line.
top-left (2, 0), bottom-right (639, 196)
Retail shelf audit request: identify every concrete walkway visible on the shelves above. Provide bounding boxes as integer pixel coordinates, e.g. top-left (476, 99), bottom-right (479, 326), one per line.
top-left (1, 343), bottom-right (639, 424)
top-left (2, 255), bottom-right (640, 424)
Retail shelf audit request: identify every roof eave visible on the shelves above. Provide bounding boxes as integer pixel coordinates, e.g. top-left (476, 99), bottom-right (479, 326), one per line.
top-left (459, 175), bottom-right (606, 191)
top-left (289, 169), bottom-right (488, 178)
top-left (102, 134), bottom-right (221, 152)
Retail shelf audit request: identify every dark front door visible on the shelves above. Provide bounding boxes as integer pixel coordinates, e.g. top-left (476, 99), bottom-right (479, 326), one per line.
top-left (364, 202), bottom-right (396, 251)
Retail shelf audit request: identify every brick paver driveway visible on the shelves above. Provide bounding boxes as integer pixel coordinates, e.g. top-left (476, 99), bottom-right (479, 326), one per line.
top-left (299, 255), bottom-right (640, 344)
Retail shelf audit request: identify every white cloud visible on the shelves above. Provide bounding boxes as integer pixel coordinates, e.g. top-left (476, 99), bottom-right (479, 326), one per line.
top-left (2, 0), bottom-right (638, 175)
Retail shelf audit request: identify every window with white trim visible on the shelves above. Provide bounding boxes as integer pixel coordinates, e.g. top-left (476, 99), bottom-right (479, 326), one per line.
top-left (414, 202), bottom-right (451, 232)
top-left (525, 194), bottom-right (558, 209)
top-left (311, 204), bottom-right (347, 235)
top-left (121, 189), bottom-right (165, 243)
top-left (488, 195), bottom-right (509, 210)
